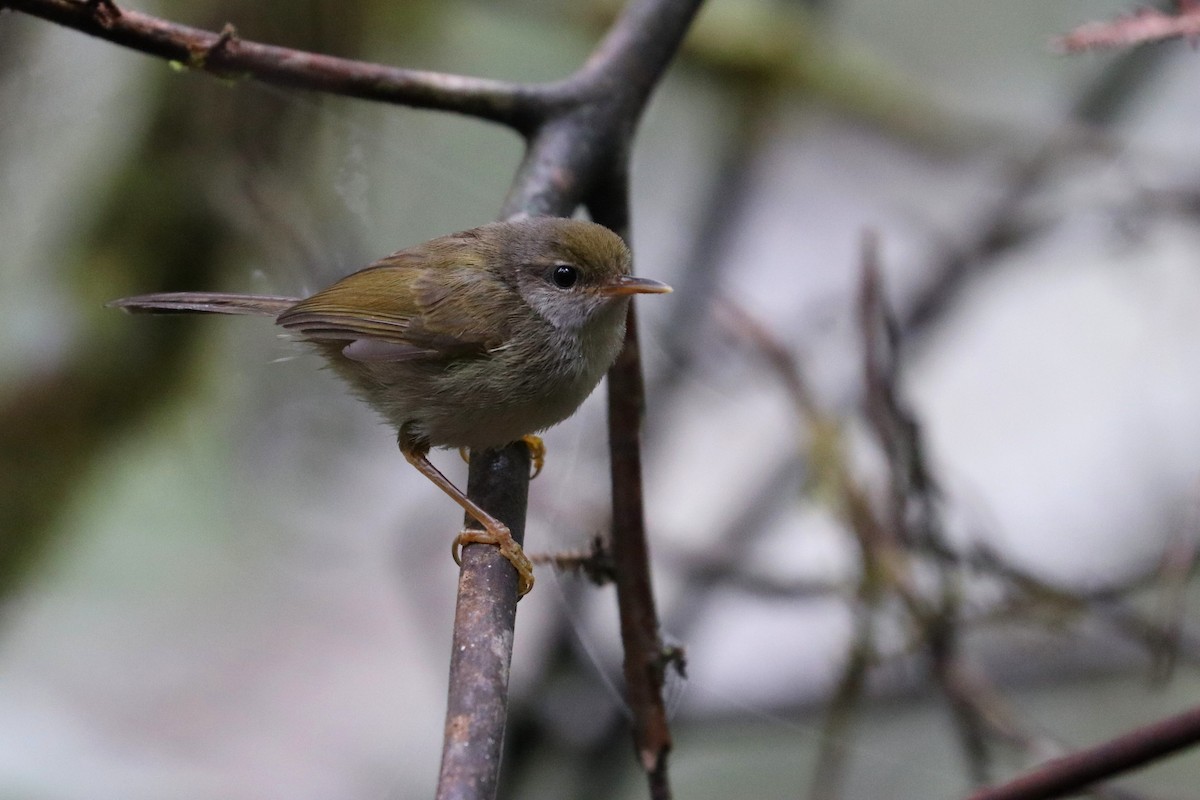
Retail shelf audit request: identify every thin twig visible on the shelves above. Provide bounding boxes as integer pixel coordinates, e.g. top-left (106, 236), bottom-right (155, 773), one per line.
top-left (966, 705), bottom-right (1200, 800)
top-left (592, 168), bottom-right (678, 796)
top-left (607, 304), bottom-right (676, 791)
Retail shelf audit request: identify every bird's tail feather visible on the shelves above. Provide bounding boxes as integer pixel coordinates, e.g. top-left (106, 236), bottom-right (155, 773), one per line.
top-left (108, 292), bottom-right (299, 316)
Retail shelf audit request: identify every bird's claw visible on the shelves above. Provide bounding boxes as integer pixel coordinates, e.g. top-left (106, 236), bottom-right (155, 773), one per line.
top-left (521, 435), bottom-right (546, 479)
top-left (452, 525), bottom-right (535, 598)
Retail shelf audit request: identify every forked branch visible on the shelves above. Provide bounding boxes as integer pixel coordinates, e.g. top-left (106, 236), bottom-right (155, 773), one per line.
top-left (4, 0), bottom-right (703, 798)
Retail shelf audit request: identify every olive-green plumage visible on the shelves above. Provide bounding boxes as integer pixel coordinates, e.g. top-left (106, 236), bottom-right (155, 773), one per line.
top-left (110, 216), bottom-right (670, 597)
top-left (110, 217), bottom-right (670, 449)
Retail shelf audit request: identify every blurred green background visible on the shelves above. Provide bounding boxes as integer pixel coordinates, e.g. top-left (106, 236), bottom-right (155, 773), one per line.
top-left (3, 1), bottom-right (1200, 798)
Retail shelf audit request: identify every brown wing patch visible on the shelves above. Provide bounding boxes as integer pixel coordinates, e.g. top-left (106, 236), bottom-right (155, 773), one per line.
top-left (276, 255), bottom-right (512, 360)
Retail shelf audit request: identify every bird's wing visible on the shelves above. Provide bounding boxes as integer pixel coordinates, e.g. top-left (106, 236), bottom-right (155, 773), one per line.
top-left (276, 255), bottom-right (511, 362)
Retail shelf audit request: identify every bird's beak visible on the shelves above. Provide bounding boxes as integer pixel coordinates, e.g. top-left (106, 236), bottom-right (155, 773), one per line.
top-left (598, 275), bottom-right (673, 297)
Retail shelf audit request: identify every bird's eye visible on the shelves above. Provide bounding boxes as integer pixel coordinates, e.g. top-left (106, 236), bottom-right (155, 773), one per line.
top-left (551, 264), bottom-right (579, 289)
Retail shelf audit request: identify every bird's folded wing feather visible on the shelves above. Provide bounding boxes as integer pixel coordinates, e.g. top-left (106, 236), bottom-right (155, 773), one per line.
top-left (276, 260), bottom-right (510, 362)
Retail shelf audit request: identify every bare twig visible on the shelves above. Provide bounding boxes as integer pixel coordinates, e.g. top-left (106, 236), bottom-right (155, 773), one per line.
top-left (924, 538), bottom-right (1200, 670)
top-left (863, 254), bottom-right (1200, 799)
top-left (860, 246), bottom-right (1060, 787)
top-left (966, 705), bottom-right (1200, 800)
top-left (592, 174), bottom-right (679, 795)
top-left (3, 0), bottom-right (549, 128)
top-left (528, 534), bottom-right (616, 586)
top-left (607, 303), bottom-right (676, 790)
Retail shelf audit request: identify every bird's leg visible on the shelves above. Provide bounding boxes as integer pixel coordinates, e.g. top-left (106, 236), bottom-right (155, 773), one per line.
top-left (399, 426), bottom-right (534, 597)
top-left (457, 435), bottom-right (546, 479)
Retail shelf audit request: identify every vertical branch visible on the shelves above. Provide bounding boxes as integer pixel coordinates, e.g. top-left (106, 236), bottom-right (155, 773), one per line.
top-left (591, 171), bottom-right (676, 799)
top-left (437, 443), bottom-right (531, 800)
top-left (859, 236), bottom-right (995, 784)
top-left (608, 305), bottom-right (674, 788)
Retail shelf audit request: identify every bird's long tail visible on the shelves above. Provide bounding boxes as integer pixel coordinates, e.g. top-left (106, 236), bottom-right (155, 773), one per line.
top-left (107, 292), bottom-right (299, 316)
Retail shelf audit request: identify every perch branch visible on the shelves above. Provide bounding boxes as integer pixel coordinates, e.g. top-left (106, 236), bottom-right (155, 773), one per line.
top-left (437, 443), bottom-right (531, 800)
top-left (481, 0), bottom-right (705, 795)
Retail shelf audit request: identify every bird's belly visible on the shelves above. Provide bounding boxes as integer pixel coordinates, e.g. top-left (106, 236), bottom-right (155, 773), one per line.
top-left (357, 354), bottom-right (600, 451)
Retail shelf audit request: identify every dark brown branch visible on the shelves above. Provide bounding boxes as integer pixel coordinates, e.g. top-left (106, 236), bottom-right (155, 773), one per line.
top-left (437, 443), bottom-right (531, 800)
top-left (588, 151), bottom-right (685, 800)
top-left (3, 0), bottom-right (548, 129)
top-left (966, 704), bottom-right (1200, 800)
top-left (605, 302), bottom-right (675, 791)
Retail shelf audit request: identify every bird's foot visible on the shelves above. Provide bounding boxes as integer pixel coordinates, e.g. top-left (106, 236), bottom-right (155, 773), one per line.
top-left (452, 524), bottom-right (535, 598)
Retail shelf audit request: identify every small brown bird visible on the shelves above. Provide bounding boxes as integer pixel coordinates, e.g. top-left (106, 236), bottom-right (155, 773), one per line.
top-left (110, 217), bottom-right (671, 596)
